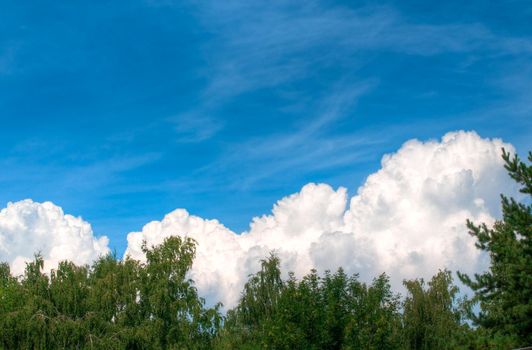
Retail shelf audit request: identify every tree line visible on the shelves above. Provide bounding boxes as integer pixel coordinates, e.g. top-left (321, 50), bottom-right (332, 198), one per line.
top-left (0, 150), bottom-right (530, 349)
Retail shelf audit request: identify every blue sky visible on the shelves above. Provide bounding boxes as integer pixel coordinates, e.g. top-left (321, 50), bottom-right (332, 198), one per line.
top-left (1, 0), bottom-right (531, 255)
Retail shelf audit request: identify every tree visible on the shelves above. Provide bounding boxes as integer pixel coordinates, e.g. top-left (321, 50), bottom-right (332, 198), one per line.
top-left (137, 236), bottom-right (222, 349)
top-left (458, 149), bottom-right (532, 346)
top-left (218, 254), bottom-right (285, 349)
top-left (0, 236), bottom-right (222, 349)
top-left (402, 270), bottom-right (471, 350)
top-left (218, 255), bottom-right (404, 350)
top-left (343, 273), bottom-right (402, 350)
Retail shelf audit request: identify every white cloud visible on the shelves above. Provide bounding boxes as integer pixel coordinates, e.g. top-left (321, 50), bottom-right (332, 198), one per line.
top-left (0, 199), bottom-right (110, 275)
top-left (341, 131), bottom-right (514, 287)
top-left (0, 131), bottom-right (513, 308)
top-left (125, 130), bottom-right (517, 308)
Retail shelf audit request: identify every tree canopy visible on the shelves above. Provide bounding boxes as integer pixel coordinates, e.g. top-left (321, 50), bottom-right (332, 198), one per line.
top-left (0, 236), bottom-right (221, 349)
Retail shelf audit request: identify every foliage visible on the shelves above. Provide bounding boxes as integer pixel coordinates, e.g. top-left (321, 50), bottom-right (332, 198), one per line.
top-left (217, 257), bottom-right (470, 349)
top-left (458, 149), bottom-right (532, 347)
top-left (0, 244), bottom-right (518, 349)
top-left (0, 236), bottom-right (221, 349)
top-left (402, 270), bottom-right (471, 349)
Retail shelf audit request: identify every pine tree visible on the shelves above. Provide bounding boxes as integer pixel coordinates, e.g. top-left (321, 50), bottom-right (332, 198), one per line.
top-left (458, 149), bottom-right (532, 346)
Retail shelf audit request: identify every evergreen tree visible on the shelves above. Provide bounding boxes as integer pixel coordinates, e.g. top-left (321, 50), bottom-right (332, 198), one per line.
top-left (458, 149), bottom-right (532, 346)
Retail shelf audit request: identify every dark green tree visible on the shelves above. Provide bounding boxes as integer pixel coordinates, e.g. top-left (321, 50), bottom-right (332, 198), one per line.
top-left (458, 149), bottom-right (532, 346)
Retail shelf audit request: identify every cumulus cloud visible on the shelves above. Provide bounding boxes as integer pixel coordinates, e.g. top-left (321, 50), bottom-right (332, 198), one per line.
top-left (0, 200), bottom-right (110, 275)
top-left (341, 131), bottom-right (514, 287)
top-left (125, 131), bottom-right (517, 308)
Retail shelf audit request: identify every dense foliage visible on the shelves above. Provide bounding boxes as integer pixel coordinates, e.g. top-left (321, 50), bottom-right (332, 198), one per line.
top-left (217, 257), bottom-right (473, 350)
top-left (0, 237), bottom-right (221, 349)
top-left (0, 150), bottom-right (530, 349)
top-left (1, 250), bottom-right (475, 350)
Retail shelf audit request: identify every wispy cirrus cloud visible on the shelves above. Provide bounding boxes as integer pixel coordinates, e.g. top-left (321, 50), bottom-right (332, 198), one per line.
top-left (194, 1), bottom-right (532, 102)
top-left (198, 79), bottom-right (380, 190)
top-left (167, 114), bottom-right (224, 143)
top-left (166, 0), bottom-right (532, 189)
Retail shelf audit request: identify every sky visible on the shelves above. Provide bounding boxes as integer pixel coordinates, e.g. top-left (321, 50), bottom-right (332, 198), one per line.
top-left (1, 1), bottom-right (531, 306)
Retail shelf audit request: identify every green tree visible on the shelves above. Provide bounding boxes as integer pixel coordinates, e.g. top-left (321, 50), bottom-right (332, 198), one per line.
top-left (218, 255), bottom-right (404, 350)
top-left (343, 273), bottom-right (402, 349)
top-left (458, 149), bottom-right (532, 346)
top-left (402, 270), bottom-right (470, 350)
top-left (0, 236), bottom-right (222, 349)
top-left (218, 254), bottom-right (285, 349)
top-left (139, 236), bottom-right (222, 349)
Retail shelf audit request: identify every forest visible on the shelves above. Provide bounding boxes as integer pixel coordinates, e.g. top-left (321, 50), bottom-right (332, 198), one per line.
top-left (0, 150), bottom-right (530, 349)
